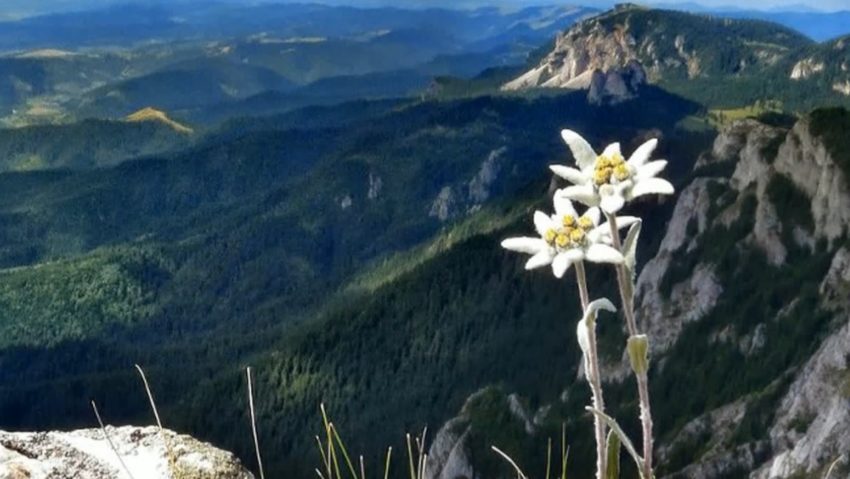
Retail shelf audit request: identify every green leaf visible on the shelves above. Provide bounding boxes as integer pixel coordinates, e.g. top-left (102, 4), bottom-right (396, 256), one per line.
top-left (605, 430), bottom-right (621, 479)
top-left (586, 407), bottom-right (645, 479)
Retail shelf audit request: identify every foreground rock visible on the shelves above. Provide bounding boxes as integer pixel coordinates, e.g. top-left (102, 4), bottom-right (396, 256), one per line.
top-left (0, 426), bottom-right (254, 479)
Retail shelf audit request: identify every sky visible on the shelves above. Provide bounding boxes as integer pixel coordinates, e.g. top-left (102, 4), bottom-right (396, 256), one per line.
top-left (3, 0), bottom-right (849, 17)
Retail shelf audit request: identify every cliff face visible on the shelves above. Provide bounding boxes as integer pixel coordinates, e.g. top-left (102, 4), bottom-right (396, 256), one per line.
top-left (648, 117), bottom-right (850, 478)
top-left (502, 17), bottom-right (640, 91)
top-left (427, 113), bottom-right (850, 478)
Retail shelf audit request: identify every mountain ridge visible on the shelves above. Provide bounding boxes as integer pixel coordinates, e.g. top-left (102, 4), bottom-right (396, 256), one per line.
top-left (503, 5), bottom-right (850, 111)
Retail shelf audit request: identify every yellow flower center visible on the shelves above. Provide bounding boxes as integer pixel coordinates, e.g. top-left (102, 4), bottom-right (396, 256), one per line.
top-left (569, 228), bottom-right (585, 243)
top-left (555, 233), bottom-right (570, 248)
top-left (610, 153), bottom-right (625, 166)
top-left (613, 163), bottom-right (630, 181)
top-left (545, 228), bottom-right (557, 244)
top-left (578, 216), bottom-right (594, 230)
top-left (562, 214), bottom-right (576, 227)
top-left (594, 167), bottom-right (612, 185)
top-left (594, 153), bottom-right (629, 185)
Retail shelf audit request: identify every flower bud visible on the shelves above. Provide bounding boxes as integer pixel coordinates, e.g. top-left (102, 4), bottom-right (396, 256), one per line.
top-left (627, 334), bottom-right (649, 376)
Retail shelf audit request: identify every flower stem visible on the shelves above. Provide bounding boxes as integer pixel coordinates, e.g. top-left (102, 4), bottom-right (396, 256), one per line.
top-left (575, 261), bottom-right (607, 479)
top-left (575, 260), bottom-right (590, 310)
top-left (605, 213), bottom-right (654, 479)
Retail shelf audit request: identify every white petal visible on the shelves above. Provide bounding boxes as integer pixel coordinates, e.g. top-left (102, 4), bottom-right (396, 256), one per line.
top-left (627, 138), bottom-right (658, 167)
top-left (629, 178), bottom-right (675, 199)
top-left (560, 184), bottom-right (599, 207)
top-left (585, 243), bottom-right (624, 264)
top-left (601, 142), bottom-right (621, 158)
top-left (576, 318), bottom-right (590, 355)
top-left (525, 250), bottom-right (554, 270)
top-left (584, 206), bottom-right (601, 226)
top-left (534, 210), bottom-right (554, 236)
top-left (560, 130), bottom-right (597, 169)
top-left (589, 223), bottom-right (612, 240)
top-left (584, 298), bottom-right (617, 320)
top-left (501, 237), bottom-right (547, 254)
top-left (550, 165), bottom-right (589, 185)
top-left (564, 248), bottom-right (585, 262)
top-left (551, 253), bottom-right (573, 278)
top-left (600, 193), bottom-right (625, 214)
top-left (613, 216), bottom-right (640, 229)
top-left (553, 193), bottom-right (578, 218)
top-left (635, 160), bottom-right (668, 180)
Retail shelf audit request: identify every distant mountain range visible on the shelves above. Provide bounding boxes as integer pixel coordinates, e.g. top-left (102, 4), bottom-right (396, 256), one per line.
top-left (0, 3), bottom-right (596, 126)
top-left (503, 4), bottom-right (850, 111)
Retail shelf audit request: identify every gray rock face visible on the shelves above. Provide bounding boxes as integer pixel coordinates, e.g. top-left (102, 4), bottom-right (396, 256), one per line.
top-left (634, 179), bottom-right (720, 356)
top-left (502, 6), bottom-right (784, 91)
top-left (658, 399), bottom-right (771, 479)
top-left (425, 389), bottom-right (537, 479)
top-left (587, 61), bottom-right (647, 105)
top-left (368, 173), bottom-right (383, 200)
top-left (468, 147), bottom-right (506, 204)
top-left (633, 117), bottom-right (850, 478)
top-left (753, 248), bottom-right (850, 479)
top-left (429, 186), bottom-right (459, 222)
top-left (425, 417), bottom-right (476, 479)
top-left (502, 18), bottom-right (639, 91)
top-left (429, 147), bottom-right (508, 222)
top-left (0, 426), bottom-right (254, 479)
top-left (774, 118), bottom-right (850, 242)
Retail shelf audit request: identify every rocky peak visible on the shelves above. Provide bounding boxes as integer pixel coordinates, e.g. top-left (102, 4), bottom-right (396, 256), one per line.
top-left (502, 15), bottom-right (639, 91)
top-left (502, 7), bottom-right (810, 93)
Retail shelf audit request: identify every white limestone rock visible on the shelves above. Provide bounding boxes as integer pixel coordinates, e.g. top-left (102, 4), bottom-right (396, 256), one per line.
top-left (773, 118), bottom-right (850, 242)
top-left (0, 426), bottom-right (253, 479)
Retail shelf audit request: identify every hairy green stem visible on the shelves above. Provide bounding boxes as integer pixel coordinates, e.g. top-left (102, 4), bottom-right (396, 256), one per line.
top-left (575, 261), bottom-right (607, 479)
top-left (605, 213), bottom-right (654, 479)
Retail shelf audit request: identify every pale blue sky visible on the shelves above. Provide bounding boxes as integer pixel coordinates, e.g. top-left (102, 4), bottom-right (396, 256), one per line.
top-left (5, 0), bottom-right (850, 16)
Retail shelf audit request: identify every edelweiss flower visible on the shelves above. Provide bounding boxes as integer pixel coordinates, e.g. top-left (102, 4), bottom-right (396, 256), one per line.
top-left (551, 130), bottom-right (674, 214)
top-left (501, 196), bottom-right (632, 278)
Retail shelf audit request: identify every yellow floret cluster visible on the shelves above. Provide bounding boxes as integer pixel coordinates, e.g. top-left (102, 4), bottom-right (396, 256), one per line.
top-left (593, 153), bottom-right (630, 185)
top-left (545, 214), bottom-right (595, 250)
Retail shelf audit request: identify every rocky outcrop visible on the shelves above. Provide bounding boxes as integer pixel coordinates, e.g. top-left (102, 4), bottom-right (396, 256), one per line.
top-left (368, 173), bottom-right (383, 200)
top-left (833, 80), bottom-right (850, 96)
top-left (0, 426), bottom-right (254, 479)
top-left (425, 416), bottom-right (476, 479)
top-left (774, 118), bottom-right (850, 242)
top-left (502, 5), bottom-right (804, 93)
top-left (636, 113), bottom-right (849, 362)
top-left (502, 17), bottom-right (639, 91)
top-left (638, 117), bottom-right (850, 478)
top-left (753, 248), bottom-right (850, 479)
top-left (790, 58), bottom-right (825, 80)
top-left (634, 179), bottom-right (720, 356)
top-left (425, 389), bottom-right (537, 479)
top-left (587, 61), bottom-right (647, 105)
top-left (658, 399), bottom-right (771, 479)
top-left (468, 147), bottom-right (506, 204)
top-left (430, 147), bottom-right (507, 222)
